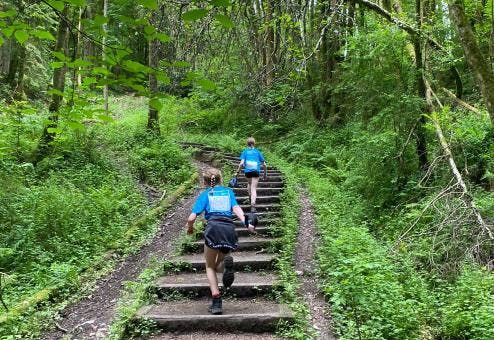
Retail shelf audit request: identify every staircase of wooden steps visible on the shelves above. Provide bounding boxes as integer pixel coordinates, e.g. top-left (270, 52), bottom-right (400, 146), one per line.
top-left (135, 143), bottom-right (293, 337)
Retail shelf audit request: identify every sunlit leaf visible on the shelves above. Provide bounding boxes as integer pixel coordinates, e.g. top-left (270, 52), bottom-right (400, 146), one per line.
top-left (46, 0), bottom-right (64, 11)
top-left (67, 121), bottom-right (85, 131)
top-left (32, 30), bottom-right (56, 41)
top-left (155, 33), bottom-right (171, 43)
top-left (69, 58), bottom-right (92, 68)
top-left (182, 9), bottom-right (208, 21)
top-left (0, 9), bottom-right (17, 18)
top-left (149, 98), bottom-right (163, 111)
top-left (138, 0), bottom-right (158, 10)
top-left (52, 51), bottom-right (67, 61)
top-left (197, 78), bottom-right (217, 91)
top-left (50, 61), bottom-right (65, 69)
top-left (93, 15), bottom-right (109, 26)
top-left (211, 0), bottom-right (231, 7)
top-left (0, 36), bottom-right (4, 47)
top-left (144, 25), bottom-right (156, 35)
top-left (65, 0), bottom-right (86, 6)
top-left (156, 72), bottom-right (171, 84)
top-left (14, 30), bottom-right (29, 44)
top-left (2, 27), bottom-right (14, 38)
top-left (82, 77), bottom-right (97, 86)
top-left (172, 61), bottom-right (191, 68)
top-left (92, 67), bottom-right (111, 76)
top-left (47, 127), bottom-right (63, 134)
top-left (214, 14), bottom-right (234, 28)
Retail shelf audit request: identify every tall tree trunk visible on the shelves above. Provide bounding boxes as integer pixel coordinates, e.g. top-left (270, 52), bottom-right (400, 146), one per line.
top-left (36, 5), bottom-right (70, 159)
top-left (449, 0), bottom-right (494, 126)
top-left (102, 0), bottom-right (109, 112)
top-left (264, 0), bottom-right (275, 86)
top-left (414, 0), bottom-right (429, 171)
top-left (147, 38), bottom-right (160, 134)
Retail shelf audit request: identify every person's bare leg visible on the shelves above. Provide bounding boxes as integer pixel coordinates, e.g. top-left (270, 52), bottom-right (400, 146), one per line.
top-left (215, 251), bottom-right (226, 273)
top-left (247, 177), bottom-right (252, 204)
top-left (204, 246), bottom-right (221, 296)
top-left (250, 176), bottom-right (259, 206)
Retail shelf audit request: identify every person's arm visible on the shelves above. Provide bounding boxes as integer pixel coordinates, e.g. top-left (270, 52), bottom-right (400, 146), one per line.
top-left (232, 205), bottom-right (255, 233)
top-left (185, 213), bottom-right (197, 234)
top-left (236, 159), bottom-right (245, 176)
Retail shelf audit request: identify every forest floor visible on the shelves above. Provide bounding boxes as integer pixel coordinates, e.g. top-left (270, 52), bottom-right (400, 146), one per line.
top-left (41, 161), bottom-right (209, 340)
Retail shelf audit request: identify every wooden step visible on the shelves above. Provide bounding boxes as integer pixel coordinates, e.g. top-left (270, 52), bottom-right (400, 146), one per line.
top-left (239, 203), bottom-right (281, 212)
top-left (236, 176), bottom-right (283, 183)
top-left (233, 187), bottom-right (284, 195)
top-left (233, 218), bottom-right (277, 228)
top-left (136, 299), bottom-right (293, 332)
top-left (152, 272), bottom-right (278, 298)
top-left (236, 182), bottom-right (284, 189)
top-left (148, 332), bottom-right (281, 339)
top-left (173, 252), bottom-right (275, 271)
top-left (235, 226), bottom-right (270, 237)
top-left (236, 195), bottom-right (280, 204)
top-left (190, 236), bottom-right (275, 252)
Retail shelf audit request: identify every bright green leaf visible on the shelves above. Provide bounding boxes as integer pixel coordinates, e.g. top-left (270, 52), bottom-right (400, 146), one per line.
top-left (182, 9), bottom-right (208, 21)
top-left (32, 30), bottom-right (56, 41)
top-left (156, 73), bottom-right (171, 84)
top-left (52, 51), bottom-right (67, 61)
top-left (65, 0), bottom-right (86, 6)
top-left (92, 67), bottom-right (111, 76)
top-left (144, 25), bottom-right (156, 35)
top-left (47, 0), bottom-right (64, 11)
top-left (214, 14), bottom-right (234, 28)
top-left (197, 78), bottom-right (217, 91)
top-left (2, 27), bottom-right (14, 38)
top-left (211, 0), bottom-right (231, 7)
top-left (149, 98), bottom-right (163, 111)
top-left (50, 62), bottom-right (65, 69)
top-left (0, 36), bottom-right (4, 47)
top-left (82, 77), bottom-right (97, 86)
top-left (93, 15), bottom-right (109, 26)
top-left (172, 61), bottom-right (191, 68)
top-left (0, 9), bottom-right (17, 18)
top-left (14, 30), bottom-right (29, 44)
top-left (155, 32), bottom-right (171, 43)
top-left (47, 127), bottom-right (63, 134)
top-left (138, 0), bottom-right (158, 10)
top-left (69, 58), bottom-right (92, 68)
top-left (97, 114), bottom-right (113, 123)
top-left (67, 121), bottom-right (85, 131)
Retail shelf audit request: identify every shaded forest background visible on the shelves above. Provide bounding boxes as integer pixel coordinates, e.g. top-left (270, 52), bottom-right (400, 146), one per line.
top-left (1, 0), bottom-right (494, 338)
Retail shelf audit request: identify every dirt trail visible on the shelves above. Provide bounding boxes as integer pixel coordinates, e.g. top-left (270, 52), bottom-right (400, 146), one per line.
top-left (295, 189), bottom-right (334, 339)
top-left (42, 163), bottom-right (209, 340)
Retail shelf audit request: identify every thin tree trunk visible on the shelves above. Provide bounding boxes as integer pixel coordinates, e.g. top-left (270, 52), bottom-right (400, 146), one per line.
top-left (449, 0), bottom-right (494, 126)
top-left (102, 0), bottom-right (109, 112)
top-left (414, 0), bottom-right (429, 171)
top-left (36, 5), bottom-right (70, 159)
top-left (147, 38), bottom-right (160, 134)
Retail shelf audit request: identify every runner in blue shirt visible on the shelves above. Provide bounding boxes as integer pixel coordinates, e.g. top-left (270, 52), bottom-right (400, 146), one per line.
top-left (235, 137), bottom-right (267, 212)
top-left (185, 168), bottom-right (255, 315)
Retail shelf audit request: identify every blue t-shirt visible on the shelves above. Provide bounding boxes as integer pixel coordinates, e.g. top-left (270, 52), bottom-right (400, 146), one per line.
top-left (240, 148), bottom-right (265, 173)
top-left (191, 186), bottom-right (239, 220)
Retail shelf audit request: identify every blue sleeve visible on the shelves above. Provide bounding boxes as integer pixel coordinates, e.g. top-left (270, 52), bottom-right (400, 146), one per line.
top-left (229, 189), bottom-right (238, 208)
top-left (258, 150), bottom-right (265, 162)
top-left (240, 150), bottom-right (246, 161)
top-left (192, 191), bottom-right (207, 215)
